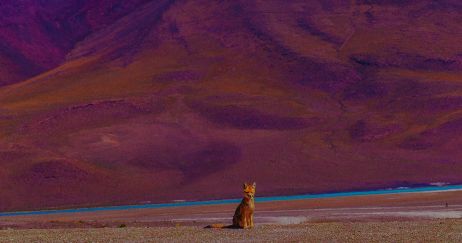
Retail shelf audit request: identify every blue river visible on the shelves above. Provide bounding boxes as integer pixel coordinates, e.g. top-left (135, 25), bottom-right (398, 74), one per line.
top-left (1, 184), bottom-right (461, 217)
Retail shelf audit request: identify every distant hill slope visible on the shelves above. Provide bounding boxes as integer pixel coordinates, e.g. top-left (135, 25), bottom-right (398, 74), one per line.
top-left (0, 0), bottom-right (151, 86)
top-left (0, 0), bottom-right (461, 211)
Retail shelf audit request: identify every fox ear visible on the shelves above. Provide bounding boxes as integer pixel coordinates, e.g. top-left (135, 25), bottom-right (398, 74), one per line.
top-left (243, 183), bottom-right (247, 189)
top-left (252, 182), bottom-right (256, 188)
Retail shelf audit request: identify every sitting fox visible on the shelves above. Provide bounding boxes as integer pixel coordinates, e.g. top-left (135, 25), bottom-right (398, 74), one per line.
top-left (206, 182), bottom-right (256, 229)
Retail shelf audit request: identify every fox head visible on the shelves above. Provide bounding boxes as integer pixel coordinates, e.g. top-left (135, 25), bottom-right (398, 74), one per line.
top-left (243, 182), bottom-right (256, 200)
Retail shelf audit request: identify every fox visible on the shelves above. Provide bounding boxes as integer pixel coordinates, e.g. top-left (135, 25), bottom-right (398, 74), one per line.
top-left (205, 182), bottom-right (256, 229)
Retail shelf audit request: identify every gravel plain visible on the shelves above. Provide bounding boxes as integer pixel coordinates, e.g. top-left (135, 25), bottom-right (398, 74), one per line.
top-left (1, 191), bottom-right (462, 242)
top-left (1, 219), bottom-right (462, 243)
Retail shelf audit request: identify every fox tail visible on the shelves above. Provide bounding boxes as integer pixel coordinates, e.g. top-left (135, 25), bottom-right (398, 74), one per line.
top-left (204, 224), bottom-right (234, 229)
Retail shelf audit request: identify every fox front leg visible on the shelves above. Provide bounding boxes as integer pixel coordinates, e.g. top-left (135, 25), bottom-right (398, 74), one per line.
top-left (244, 214), bottom-right (252, 229)
top-left (238, 218), bottom-right (245, 229)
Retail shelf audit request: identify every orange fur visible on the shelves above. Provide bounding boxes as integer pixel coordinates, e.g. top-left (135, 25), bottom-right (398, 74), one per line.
top-left (205, 182), bottom-right (256, 229)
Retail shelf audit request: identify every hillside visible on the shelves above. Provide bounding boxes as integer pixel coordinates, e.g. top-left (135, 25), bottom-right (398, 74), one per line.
top-left (0, 0), bottom-right (461, 211)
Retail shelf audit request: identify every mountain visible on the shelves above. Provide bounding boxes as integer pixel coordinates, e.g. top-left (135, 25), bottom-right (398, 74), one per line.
top-left (0, 0), bottom-right (151, 86)
top-left (0, 0), bottom-right (462, 211)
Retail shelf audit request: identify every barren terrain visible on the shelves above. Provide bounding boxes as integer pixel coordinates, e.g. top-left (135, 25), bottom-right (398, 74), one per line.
top-left (1, 190), bottom-right (461, 242)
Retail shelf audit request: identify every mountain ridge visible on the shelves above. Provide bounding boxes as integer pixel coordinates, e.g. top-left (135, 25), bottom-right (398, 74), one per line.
top-left (0, 0), bottom-right (461, 211)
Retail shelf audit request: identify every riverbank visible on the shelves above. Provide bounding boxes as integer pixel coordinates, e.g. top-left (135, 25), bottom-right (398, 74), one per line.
top-left (0, 189), bottom-right (461, 242)
top-left (2, 184), bottom-right (462, 217)
top-left (1, 189), bottom-right (461, 230)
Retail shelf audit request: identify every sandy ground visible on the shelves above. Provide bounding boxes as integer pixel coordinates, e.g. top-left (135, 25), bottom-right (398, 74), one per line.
top-left (0, 190), bottom-right (461, 242)
top-left (1, 220), bottom-right (462, 242)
